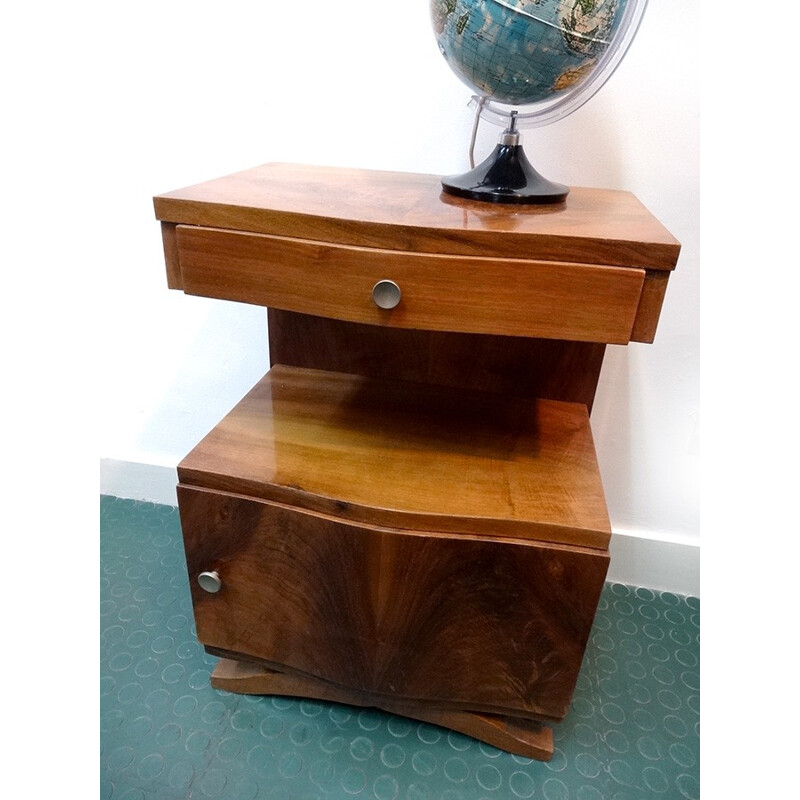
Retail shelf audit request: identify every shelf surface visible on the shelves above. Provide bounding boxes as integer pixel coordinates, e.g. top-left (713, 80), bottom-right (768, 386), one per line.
top-left (154, 162), bottom-right (680, 270)
top-left (178, 365), bottom-right (611, 549)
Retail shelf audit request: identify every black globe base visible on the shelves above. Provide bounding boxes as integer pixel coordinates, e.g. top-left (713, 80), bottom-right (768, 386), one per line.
top-left (441, 143), bottom-right (568, 205)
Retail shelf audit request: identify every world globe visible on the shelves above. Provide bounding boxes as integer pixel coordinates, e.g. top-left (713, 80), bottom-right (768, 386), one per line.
top-left (430, 0), bottom-right (649, 203)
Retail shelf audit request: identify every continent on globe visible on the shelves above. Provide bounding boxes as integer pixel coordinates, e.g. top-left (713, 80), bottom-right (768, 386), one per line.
top-left (560, 0), bottom-right (619, 57)
top-left (431, 0), bottom-right (627, 107)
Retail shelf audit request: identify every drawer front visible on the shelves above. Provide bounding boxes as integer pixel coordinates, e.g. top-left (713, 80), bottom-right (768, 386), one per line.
top-left (178, 485), bottom-right (609, 720)
top-left (175, 225), bottom-right (645, 344)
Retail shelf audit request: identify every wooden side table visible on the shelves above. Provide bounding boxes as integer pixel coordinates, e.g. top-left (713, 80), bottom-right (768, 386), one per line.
top-left (153, 163), bottom-right (680, 760)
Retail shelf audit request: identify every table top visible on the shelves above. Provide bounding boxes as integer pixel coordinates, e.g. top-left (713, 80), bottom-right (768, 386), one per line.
top-left (154, 163), bottom-right (680, 270)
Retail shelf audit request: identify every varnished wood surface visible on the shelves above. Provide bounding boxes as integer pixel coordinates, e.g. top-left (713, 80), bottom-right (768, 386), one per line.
top-left (175, 225), bottom-right (645, 344)
top-left (160, 222), bottom-right (182, 290)
top-left (178, 365), bottom-right (611, 548)
top-left (154, 162), bottom-right (681, 269)
top-left (631, 270), bottom-right (670, 343)
top-left (268, 310), bottom-right (607, 411)
top-left (179, 486), bottom-right (608, 721)
top-left (210, 658), bottom-right (554, 761)
top-left (157, 162), bottom-right (678, 753)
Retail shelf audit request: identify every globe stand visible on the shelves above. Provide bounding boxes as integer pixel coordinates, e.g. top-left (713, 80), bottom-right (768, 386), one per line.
top-left (441, 114), bottom-right (568, 205)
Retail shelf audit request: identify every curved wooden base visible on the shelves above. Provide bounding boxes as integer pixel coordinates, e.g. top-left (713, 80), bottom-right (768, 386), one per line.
top-left (211, 658), bottom-right (554, 761)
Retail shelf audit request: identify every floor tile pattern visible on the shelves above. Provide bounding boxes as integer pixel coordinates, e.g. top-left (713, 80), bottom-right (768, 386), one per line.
top-left (100, 496), bottom-right (699, 799)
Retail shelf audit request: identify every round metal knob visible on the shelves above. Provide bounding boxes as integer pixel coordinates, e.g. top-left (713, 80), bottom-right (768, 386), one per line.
top-left (198, 571), bottom-right (222, 593)
top-left (372, 279), bottom-right (401, 310)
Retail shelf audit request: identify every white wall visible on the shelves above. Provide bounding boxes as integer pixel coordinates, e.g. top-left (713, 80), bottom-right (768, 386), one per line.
top-left (90, 2), bottom-right (699, 593)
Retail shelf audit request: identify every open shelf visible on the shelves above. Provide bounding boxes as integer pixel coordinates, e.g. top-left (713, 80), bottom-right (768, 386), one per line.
top-left (178, 364), bottom-right (610, 550)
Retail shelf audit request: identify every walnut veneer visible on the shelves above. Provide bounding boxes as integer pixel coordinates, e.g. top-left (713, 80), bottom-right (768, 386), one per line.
top-left (154, 163), bottom-right (679, 760)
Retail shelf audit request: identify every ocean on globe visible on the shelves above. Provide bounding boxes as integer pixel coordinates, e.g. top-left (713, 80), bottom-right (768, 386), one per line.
top-left (431, 0), bottom-right (629, 108)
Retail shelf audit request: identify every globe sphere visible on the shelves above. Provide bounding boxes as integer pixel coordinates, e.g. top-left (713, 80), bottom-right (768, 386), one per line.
top-left (431, 0), bottom-right (632, 110)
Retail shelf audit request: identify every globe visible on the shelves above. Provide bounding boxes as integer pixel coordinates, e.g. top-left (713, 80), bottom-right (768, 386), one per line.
top-left (430, 0), bottom-right (649, 203)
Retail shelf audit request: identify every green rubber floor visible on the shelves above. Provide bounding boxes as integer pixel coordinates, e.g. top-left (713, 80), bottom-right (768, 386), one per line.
top-left (100, 496), bottom-right (699, 800)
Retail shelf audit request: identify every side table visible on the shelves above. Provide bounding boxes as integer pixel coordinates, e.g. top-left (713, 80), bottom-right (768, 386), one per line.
top-left (153, 163), bottom-right (680, 760)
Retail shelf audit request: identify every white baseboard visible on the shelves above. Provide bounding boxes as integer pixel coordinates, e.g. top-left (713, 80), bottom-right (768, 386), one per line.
top-left (100, 458), bottom-right (699, 597)
top-left (608, 529), bottom-right (699, 598)
top-left (100, 458), bottom-right (179, 508)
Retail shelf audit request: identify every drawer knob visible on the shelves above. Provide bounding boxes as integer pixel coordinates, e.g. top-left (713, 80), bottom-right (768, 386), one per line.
top-left (198, 570), bottom-right (222, 593)
top-left (372, 279), bottom-right (402, 310)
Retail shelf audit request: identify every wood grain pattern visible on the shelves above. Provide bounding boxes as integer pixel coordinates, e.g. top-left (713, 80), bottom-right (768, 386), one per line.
top-left (175, 225), bottom-right (645, 344)
top-left (179, 486), bottom-right (609, 721)
top-left (267, 310), bottom-right (607, 411)
top-left (177, 365), bottom-right (612, 549)
top-left (155, 162), bottom-right (680, 755)
top-left (210, 658), bottom-right (554, 760)
top-left (154, 162), bottom-right (681, 269)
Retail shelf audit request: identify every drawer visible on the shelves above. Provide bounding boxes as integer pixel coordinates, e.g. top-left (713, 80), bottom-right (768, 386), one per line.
top-left (178, 485), bottom-right (609, 721)
top-left (174, 225), bottom-right (646, 344)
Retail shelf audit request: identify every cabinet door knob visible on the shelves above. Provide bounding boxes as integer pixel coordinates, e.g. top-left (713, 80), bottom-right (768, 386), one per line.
top-left (372, 279), bottom-right (402, 310)
top-left (198, 571), bottom-right (222, 593)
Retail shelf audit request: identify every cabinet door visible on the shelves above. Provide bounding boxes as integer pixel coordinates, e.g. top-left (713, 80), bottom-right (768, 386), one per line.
top-left (179, 485), bottom-right (608, 721)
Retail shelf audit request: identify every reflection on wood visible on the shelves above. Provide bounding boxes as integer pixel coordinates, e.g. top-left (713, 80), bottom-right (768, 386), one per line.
top-left (178, 365), bottom-right (612, 548)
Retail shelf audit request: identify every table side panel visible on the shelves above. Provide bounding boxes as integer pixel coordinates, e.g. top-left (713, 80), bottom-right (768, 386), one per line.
top-left (160, 222), bottom-right (183, 289)
top-left (630, 270), bottom-right (671, 343)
